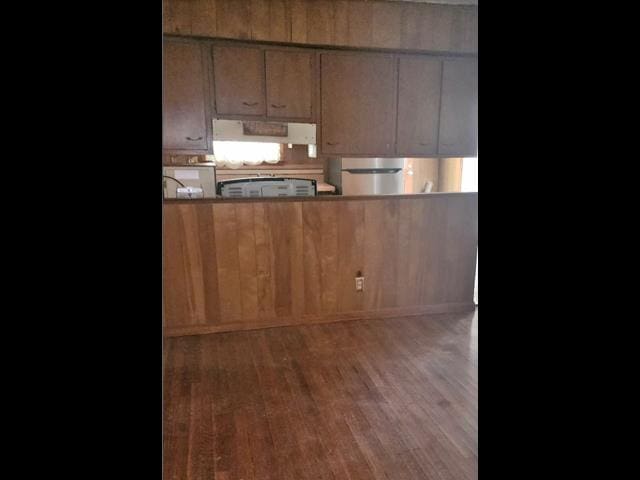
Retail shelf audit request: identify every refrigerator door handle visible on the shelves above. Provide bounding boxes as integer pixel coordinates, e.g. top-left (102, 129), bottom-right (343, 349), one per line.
top-left (343, 168), bottom-right (402, 174)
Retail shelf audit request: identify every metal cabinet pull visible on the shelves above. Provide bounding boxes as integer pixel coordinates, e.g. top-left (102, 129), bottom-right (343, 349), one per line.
top-left (326, 141), bottom-right (339, 146)
top-left (271, 104), bottom-right (286, 109)
top-left (186, 136), bottom-right (203, 141)
top-left (242, 101), bottom-right (259, 107)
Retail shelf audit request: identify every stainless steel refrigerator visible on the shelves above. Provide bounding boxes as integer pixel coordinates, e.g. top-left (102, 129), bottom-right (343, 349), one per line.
top-left (327, 158), bottom-right (405, 195)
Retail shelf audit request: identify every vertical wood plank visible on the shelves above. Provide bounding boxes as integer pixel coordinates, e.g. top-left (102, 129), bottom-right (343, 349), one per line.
top-left (302, 202), bottom-right (339, 315)
top-left (213, 204), bottom-right (243, 323)
top-left (266, 202), bottom-right (304, 318)
top-left (179, 205), bottom-right (206, 324)
top-left (191, 0), bottom-right (217, 37)
top-left (333, 1), bottom-right (349, 46)
top-left (195, 204), bottom-right (220, 324)
top-left (400, 2), bottom-right (422, 50)
top-left (236, 204), bottom-right (259, 320)
top-left (337, 200), bottom-right (365, 312)
top-left (250, 0), bottom-right (270, 41)
top-left (395, 199), bottom-right (414, 307)
top-left (320, 202), bottom-right (339, 314)
top-left (290, 0), bottom-right (308, 43)
top-left (289, 202), bottom-right (305, 317)
top-left (420, 196), bottom-right (448, 304)
top-left (302, 202), bottom-right (323, 314)
top-left (269, 0), bottom-right (291, 42)
top-left (364, 199), bottom-right (399, 310)
top-left (163, 205), bottom-right (191, 326)
top-left (421, 4), bottom-right (455, 52)
top-left (306, 0), bottom-right (334, 45)
top-left (371, 1), bottom-right (402, 49)
top-left (216, 0), bottom-right (251, 39)
top-left (443, 195), bottom-right (478, 303)
top-left (163, 0), bottom-right (192, 34)
top-left (347, 0), bottom-right (373, 48)
top-left (253, 203), bottom-right (276, 319)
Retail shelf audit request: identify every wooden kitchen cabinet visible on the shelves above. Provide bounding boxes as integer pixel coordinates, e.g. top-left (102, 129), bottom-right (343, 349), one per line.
top-left (321, 53), bottom-right (397, 155)
top-left (266, 50), bottom-right (314, 120)
top-left (438, 58), bottom-right (478, 157)
top-left (213, 46), bottom-right (266, 116)
top-left (163, 39), bottom-right (210, 153)
top-left (396, 57), bottom-right (442, 156)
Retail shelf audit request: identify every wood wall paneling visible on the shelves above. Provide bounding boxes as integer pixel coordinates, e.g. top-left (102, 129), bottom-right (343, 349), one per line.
top-left (163, 0), bottom-right (478, 54)
top-left (191, 0), bottom-right (218, 37)
top-left (163, 194), bottom-right (478, 335)
top-left (216, 0), bottom-right (251, 39)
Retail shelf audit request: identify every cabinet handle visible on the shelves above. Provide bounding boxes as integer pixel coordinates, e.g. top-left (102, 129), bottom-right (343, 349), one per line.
top-left (242, 101), bottom-right (259, 107)
top-left (186, 136), bottom-right (203, 141)
top-left (326, 141), bottom-right (339, 146)
top-left (271, 104), bottom-right (286, 109)
top-left (419, 142), bottom-right (431, 146)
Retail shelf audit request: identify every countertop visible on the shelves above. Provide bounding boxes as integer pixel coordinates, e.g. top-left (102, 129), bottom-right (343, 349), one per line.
top-left (163, 191), bottom-right (476, 205)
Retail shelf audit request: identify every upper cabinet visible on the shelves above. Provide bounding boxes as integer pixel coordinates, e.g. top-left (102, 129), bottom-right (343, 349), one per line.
top-left (213, 46), bottom-right (266, 116)
top-left (162, 36), bottom-right (478, 158)
top-left (266, 51), bottom-right (314, 120)
top-left (321, 53), bottom-right (397, 155)
top-left (396, 57), bottom-right (442, 156)
top-left (438, 58), bottom-right (478, 157)
top-left (163, 39), bottom-right (210, 153)
top-left (212, 46), bottom-right (315, 121)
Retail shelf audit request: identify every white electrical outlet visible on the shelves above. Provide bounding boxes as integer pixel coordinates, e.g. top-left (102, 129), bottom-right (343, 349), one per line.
top-left (355, 276), bottom-right (364, 292)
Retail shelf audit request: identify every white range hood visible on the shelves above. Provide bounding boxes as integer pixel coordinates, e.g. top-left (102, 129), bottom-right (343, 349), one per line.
top-left (212, 118), bottom-right (316, 145)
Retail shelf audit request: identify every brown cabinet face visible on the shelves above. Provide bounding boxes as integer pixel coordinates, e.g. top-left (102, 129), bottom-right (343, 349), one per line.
top-left (396, 57), bottom-right (442, 156)
top-left (213, 46), bottom-right (266, 116)
top-left (321, 53), bottom-right (397, 155)
top-left (266, 50), bottom-right (314, 120)
top-left (163, 40), bottom-right (208, 151)
top-left (438, 58), bottom-right (478, 157)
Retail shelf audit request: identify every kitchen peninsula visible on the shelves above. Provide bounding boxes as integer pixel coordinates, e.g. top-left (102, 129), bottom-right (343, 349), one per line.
top-left (163, 191), bottom-right (477, 337)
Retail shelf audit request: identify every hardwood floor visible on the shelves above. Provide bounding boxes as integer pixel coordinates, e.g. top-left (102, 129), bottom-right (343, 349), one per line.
top-left (163, 310), bottom-right (478, 480)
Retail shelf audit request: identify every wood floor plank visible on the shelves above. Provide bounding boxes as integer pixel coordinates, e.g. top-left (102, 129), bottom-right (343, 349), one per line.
top-left (164, 310), bottom-right (478, 480)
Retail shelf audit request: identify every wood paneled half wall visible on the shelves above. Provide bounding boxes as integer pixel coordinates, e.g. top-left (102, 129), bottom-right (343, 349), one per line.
top-left (163, 193), bottom-right (478, 336)
top-left (163, 0), bottom-right (478, 54)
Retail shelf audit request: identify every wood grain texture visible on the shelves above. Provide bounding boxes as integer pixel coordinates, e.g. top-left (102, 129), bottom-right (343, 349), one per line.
top-left (320, 52), bottom-right (397, 155)
top-left (163, 39), bottom-right (209, 152)
top-left (438, 58), bottom-right (478, 156)
top-left (164, 194), bottom-right (478, 335)
top-left (164, 0), bottom-right (478, 54)
top-left (212, 45), bottom-right (266, 116)
top-left (265, 50), bottom-right (314, 119)
top-left (164, 309), bottom-right (478, 479)
top-left (216, 0), bottom-right (251, 39)
top-left (396, 56), bottom-right (442, 156)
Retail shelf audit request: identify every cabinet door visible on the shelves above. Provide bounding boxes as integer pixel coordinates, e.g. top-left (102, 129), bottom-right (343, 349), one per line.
top-left (163, 40), bottom-right (208, 151)
top-left (396, 57), bottom-right (442, 156)
top-left (438, 58), bottom-right (478, 157)
top-left (266, 50), bottom-right (313, 120)
top-left (321, 53), bottom-right (397, 155)
top-left (213, 46), bottom-right (265, 116)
